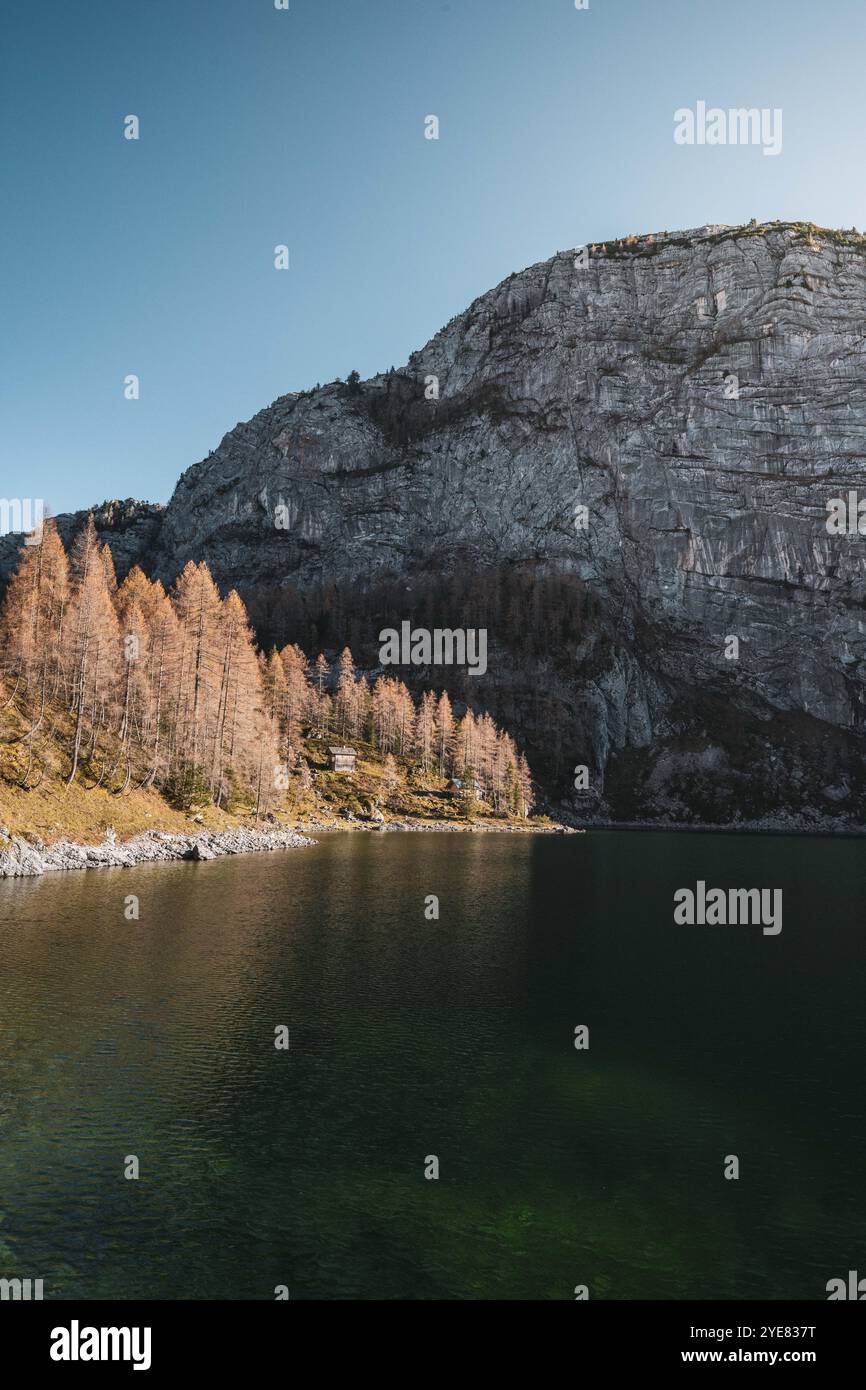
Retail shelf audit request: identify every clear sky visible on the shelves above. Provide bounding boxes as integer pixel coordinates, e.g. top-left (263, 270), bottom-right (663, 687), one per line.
top-left (3, 0), bottom-right (866, 515)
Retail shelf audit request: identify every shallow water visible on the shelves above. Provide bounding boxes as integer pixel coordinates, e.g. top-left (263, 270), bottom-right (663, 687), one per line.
top-left (0, 829), bottom-right (863, 1299)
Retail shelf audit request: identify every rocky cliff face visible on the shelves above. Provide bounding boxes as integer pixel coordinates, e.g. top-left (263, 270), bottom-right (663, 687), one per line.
top-left (6, 221), bottom-right (866, 828)
top-left (0, 499), bottom-right (164, 585)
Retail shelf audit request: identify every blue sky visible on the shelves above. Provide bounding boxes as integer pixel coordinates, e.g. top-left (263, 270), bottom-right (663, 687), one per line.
top-left (3, 0), bottom-right (866, 515)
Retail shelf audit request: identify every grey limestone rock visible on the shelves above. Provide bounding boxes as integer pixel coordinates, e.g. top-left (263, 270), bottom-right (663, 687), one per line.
top-left (5, 222), bottom-right (866, 827)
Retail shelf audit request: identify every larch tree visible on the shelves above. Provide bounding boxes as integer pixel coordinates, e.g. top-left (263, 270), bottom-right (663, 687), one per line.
top-left (435, 691), bottom-right (454, 775)
top-left (0, 517), bottom-right (69, 711)
top-left (100, 543), bottom-right (118, 595)
top-left (261, 650), bottom-right (288, 725)
top-left (114, 575), bottom-right (153, 792)
top-left (311, 652), bottom-right (330, 738)
top-left (211, 589), bottom-right (261, 806)
top-left (138, 577), bottom-right (180, 787)
top-left (517, 753), bottom-right (535, 818)
top-left (65, 516), bottom-right (121, 785)
top-left (394, 680), bottom-right (415, 755)
top-left (414, 690), bottom-right (436, 772)
top-left (0, 526), bottom-right (536, 817)
top-left (0, 518), bottom-right (70, 784)
top-left (370, 677), bottom-right (397, 752)
top-left (279, 643), bottom-right (311, 754)
top-left (335, 647), bottom-right (359, 740)
top-left (171, 561), bottom-right (224, 780)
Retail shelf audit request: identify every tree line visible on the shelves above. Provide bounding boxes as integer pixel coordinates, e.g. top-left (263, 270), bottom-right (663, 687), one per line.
top-left (0, 519), bottom-right (534, 818)
top-left (245, 557), bottom-right (615, 786)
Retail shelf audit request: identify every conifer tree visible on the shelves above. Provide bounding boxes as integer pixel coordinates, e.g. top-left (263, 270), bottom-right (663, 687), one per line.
top-left (171, 561), bottom-right (224, 779)
top-left (312, 652), bottom-right (330, 737)
top-left (435, 691), bottom-right (454, 775)
top-left (0, 518), bottom-right (70, 783)
top-left (211, 590), bottom-right (261, 805)
top-left (335, 646), bottom-right (357, 739)
top-left (65, 517), bottom-right (121, 785)
top-left (0, 529), bottom-right (535, 817)
top-left (138, 577), bottom-right (180, 787)
top-left (0, 517), bottom-right (69, 712)
top-left (414, 690), bottom-right (436, 772)
top-left (517, 753), bottom-right (535, 818)
top-left (113, 579), bottom-right (151, 792)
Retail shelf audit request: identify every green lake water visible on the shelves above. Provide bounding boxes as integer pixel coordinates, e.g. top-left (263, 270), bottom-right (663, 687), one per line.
top-left (0, 829), bottom-right (864, 1300)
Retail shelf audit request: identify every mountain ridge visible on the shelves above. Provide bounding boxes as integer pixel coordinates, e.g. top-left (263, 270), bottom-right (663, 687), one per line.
top-left (6, 217), bottom-right (866, 827)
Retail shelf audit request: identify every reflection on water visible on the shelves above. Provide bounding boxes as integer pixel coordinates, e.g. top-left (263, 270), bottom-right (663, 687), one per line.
top-left (0, 830), bottom-right (864, 1299)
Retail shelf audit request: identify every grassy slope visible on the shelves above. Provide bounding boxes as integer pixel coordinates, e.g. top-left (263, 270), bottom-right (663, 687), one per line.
top-left (0, 689), bottom-right (541, 844)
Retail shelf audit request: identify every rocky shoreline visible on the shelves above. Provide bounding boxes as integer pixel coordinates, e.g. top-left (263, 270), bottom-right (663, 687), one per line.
top-left (0, 817), bottom-right (582, 878)
top-left (0, 825), bottom-right (316, 878)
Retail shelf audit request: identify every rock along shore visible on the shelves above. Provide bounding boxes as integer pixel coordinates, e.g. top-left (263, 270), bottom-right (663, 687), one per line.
top-left (0, 826), bottom-right (316, 878)
top-left (0, 817), bottom-right (579, 879)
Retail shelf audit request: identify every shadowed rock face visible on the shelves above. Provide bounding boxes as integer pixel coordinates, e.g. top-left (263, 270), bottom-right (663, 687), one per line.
top-left (5, 222), bottom-right (866, 827)
top-left (0, 499), bottom-right (165, 587)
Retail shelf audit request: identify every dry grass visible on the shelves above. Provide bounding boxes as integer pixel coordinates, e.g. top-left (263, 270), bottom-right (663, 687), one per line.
top-left (0, 780), bottom-right (253, 844)
top-left (0, 732), bottom-right (538, 845)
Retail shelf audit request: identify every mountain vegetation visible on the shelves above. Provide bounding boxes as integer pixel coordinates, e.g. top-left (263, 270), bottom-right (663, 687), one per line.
top-left (0, 519), bottom-right (535, 840)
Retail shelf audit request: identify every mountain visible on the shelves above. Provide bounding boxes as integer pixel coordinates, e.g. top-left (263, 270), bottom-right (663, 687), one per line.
top-left (6, 219), bottom-right (866, 829)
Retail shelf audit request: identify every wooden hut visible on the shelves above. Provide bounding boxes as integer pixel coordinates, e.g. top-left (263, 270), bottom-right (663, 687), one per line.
top-left (328, 746), bottom-right (357, 773)
top-left (446, 775), bottom-right (483, 799)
